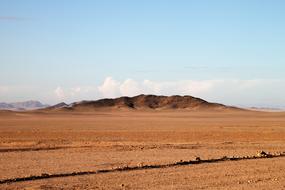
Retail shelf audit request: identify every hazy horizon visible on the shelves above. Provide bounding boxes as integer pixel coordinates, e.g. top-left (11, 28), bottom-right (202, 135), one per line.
top-left (1, 0), bottom-right (285, 108)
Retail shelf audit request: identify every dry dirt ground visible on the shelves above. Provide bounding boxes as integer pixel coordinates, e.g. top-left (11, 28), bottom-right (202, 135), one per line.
top-left (0, 110), bottom-right (284, 189)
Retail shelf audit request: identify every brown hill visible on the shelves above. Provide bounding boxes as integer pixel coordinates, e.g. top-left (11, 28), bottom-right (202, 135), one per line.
top-left (46, 94), bottom-right (240, 111)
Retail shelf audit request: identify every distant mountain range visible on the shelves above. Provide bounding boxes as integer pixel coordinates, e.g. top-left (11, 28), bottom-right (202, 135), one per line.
top-left (0, 101), bottom-right (49, 111)
top-left (44, 94), bottom-right (241, 111)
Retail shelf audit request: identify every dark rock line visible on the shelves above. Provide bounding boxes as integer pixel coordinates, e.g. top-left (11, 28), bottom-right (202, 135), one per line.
top-left (0, 151), bottom-right (284, 184)
top-left (0, 145), bottom-right (93, 153)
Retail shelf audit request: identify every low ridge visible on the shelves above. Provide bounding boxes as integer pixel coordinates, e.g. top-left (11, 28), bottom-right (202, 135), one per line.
top-left (46, 94), bottom-right (240, 111)
top-left (44, 102), bottom-right (68, 110)
top-left (0, 100), bottom-right (49, 111)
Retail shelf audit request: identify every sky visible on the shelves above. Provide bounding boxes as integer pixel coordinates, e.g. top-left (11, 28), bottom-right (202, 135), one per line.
top-left (0, 0), bottom-right (285, 108)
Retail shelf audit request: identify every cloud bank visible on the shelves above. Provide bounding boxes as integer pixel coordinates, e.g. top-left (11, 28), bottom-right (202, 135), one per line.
top-left (50, 77), bottom-right (285, 108)
top-left (96, 77), bottom-right (220, 98)
top-left (0, 77), bottom-right (283, 108)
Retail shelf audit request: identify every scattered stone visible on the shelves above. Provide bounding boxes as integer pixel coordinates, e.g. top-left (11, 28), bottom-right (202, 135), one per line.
top-left (221, 156), bottom-right (228, 160)
top-left (41, 173), bottom-right (50, 177)
top-left (137, 162), bottom-right (144, 167)
top-left (195, 157), bottom-right (201, 161)
top-left (257, 151), bottom-right (267, 157)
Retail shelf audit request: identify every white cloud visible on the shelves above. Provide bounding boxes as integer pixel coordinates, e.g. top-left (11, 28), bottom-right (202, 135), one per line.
top-left (96, 77), bottom-right (221, 98)
top-left (143, 80), bottom-right (161, 94)
top-left (52, 86), bottom-right (99, 103)
top-left (54, 87), bottom-right (65, 100)
top-left (97, 77), bottom-right (121, 98)
top-left (71, 87), bottom-right (81, 94)
top-left (1, 78), bottom-right (284, 108)
top-left (70, 86), bottom-right (98, 99)
top-left (94, 78), bottom-right (285, 108)
top-left (95, 77), bottom-right (221, 98)
top-left (141, 80), bottom-right (221, 96)
top-left (120, 79), bottom-right (143, 96)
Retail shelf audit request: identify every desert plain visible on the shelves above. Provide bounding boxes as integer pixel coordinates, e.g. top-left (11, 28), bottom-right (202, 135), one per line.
top-left (0, 109), bottom-right (284, 189)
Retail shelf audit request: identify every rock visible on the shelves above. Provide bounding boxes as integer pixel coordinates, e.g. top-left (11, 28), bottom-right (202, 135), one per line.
top-left (41, 173), bottom-right (50, 177)
top-left (221, 156), bottom-right (228, 160)
top-left (137, 162), bottom-right (144, 167)
top-left (257, 151), bottom-right (267, 157)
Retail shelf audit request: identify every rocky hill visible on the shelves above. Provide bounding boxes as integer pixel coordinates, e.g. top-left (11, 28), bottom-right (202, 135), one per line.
top-left (46, 94), bottom-right (239, 111)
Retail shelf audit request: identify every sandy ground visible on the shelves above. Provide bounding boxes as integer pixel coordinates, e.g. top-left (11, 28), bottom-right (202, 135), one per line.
top-left (0, 110), bottom-right (284, 189)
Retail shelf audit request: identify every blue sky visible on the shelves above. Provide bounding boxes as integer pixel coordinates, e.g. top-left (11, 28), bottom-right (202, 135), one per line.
top-left (0, 0), bottom-right (285, 108)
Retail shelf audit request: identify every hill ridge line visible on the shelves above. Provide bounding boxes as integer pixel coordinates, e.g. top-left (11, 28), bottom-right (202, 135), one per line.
top-left (45, 94), bottom-right (240, 111)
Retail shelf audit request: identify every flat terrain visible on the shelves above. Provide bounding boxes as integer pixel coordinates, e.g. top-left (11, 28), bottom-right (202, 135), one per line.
top-left (0, 110), bottom-right (284, 189)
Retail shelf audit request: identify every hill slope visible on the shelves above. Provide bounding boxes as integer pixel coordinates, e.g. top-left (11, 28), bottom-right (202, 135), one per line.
top-left (47, 94), bottom-right (240, 111)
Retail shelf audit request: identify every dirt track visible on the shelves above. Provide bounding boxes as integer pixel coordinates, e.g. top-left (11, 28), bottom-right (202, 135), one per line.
top-left (0, 110), bottom-right (284, 189)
